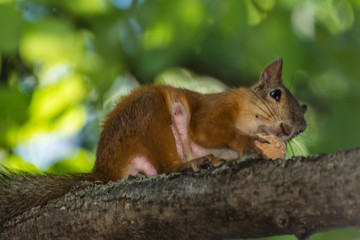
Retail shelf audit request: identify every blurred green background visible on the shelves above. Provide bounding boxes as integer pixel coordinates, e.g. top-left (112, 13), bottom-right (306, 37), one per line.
top-left (1, 0), bottom-right (360, 239)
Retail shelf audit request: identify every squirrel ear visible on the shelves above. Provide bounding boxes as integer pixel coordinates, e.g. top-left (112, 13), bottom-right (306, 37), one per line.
top-left (301, 104), bottom-right (307, 114)
top-left (255, 58), bottom-right (283, 89)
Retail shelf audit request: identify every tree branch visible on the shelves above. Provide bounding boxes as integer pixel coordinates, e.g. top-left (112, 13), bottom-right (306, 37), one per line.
top-left (2, 147), bottom-right (360, 240)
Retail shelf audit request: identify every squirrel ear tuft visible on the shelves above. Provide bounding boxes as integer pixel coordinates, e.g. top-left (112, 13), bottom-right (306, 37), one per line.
top-left (256, 58), bottom-right (283, 87)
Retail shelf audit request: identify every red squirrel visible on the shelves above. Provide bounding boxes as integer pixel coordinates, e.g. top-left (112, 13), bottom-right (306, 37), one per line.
top-left (94, 58), bottom-right (307, 180)
top-left (0, 58), bottom-right (307, 224)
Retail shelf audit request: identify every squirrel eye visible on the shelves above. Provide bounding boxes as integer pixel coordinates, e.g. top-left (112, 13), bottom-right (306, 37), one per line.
top-left (270, 89), bottom-right (282, 102)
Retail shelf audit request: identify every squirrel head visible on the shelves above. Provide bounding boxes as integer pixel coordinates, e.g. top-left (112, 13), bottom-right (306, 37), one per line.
top-left (238, 58), bottom-right (307, 142)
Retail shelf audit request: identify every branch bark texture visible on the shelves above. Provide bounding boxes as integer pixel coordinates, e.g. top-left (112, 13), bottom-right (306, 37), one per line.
top-left (2, 148), bottom-right (360, 240)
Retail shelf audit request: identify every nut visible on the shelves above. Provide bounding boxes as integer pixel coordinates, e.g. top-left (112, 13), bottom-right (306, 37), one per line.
top-left (254, 133), bottom-right (286, 160)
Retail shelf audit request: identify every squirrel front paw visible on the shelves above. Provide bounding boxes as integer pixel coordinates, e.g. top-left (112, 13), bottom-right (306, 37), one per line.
top-left (191, 154), bottom-right (226, 172)
top-left (233, 133), bottom-right (267, 157)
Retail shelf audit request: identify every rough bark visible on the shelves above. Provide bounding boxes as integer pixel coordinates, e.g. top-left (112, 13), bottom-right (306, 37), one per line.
top-left (2, 147), bottom-right (360, 240)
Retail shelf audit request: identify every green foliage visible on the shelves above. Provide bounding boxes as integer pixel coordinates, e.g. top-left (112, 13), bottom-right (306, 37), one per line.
top-left (0, 0), bottom-right (360, 238)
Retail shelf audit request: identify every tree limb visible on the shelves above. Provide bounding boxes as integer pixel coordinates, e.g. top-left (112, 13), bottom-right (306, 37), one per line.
top-left (2, 147), bottom-right (360, 240)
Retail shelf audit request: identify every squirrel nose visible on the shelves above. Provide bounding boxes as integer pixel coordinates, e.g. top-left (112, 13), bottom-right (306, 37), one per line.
top-left (278, 123), bottom-right (292, 137)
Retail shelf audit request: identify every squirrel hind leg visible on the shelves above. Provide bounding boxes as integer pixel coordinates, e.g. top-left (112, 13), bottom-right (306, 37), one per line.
top-left (170, 102), bottom-right (195, 161)
top-left (125, 155), bottom-right (158, 178)
top-left (170, 124), bottom-right (184, 160)
top-left (171, 102), bottom-right (189, 139)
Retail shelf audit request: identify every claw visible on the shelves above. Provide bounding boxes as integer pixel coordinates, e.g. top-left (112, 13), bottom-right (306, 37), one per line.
top-left (192, 154), bottom-right (226, 171)
top-left (197, 158), bottom-right (211, 169)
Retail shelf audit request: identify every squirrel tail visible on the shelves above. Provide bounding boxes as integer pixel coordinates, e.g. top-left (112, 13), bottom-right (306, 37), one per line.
top-left (0, 170), bottom-right (99, 225)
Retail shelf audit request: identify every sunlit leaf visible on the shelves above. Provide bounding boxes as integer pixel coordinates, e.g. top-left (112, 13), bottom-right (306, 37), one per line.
top-left (0, 0), bottom-right (16, 3)
top-left (48, 149), bottom-right (94, 173)
top-left (253, 0), bottom-right (275, 10)
top-left (54, 106), bottom-right (87, 136)
top-left (286, 138), bottom-right (309, 159)
top-left (178, 0), bottom-right (204, 27)
top-left (64, 0), bottom-right (109, 15)
top-left (19, 18), bottom-right (76, 68)
top-left (155, 68), bottom-right (228, 93)
top-left (316, 0), bottom-right (354, 35)
top-left (291, 1), bottom-right (316, 40)
top-left (142, 22), bottom-right (173, 50)
top-left (29, 74), bottom-right (86, 121)
top-left (245, 0), bottom-right (275, 25)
